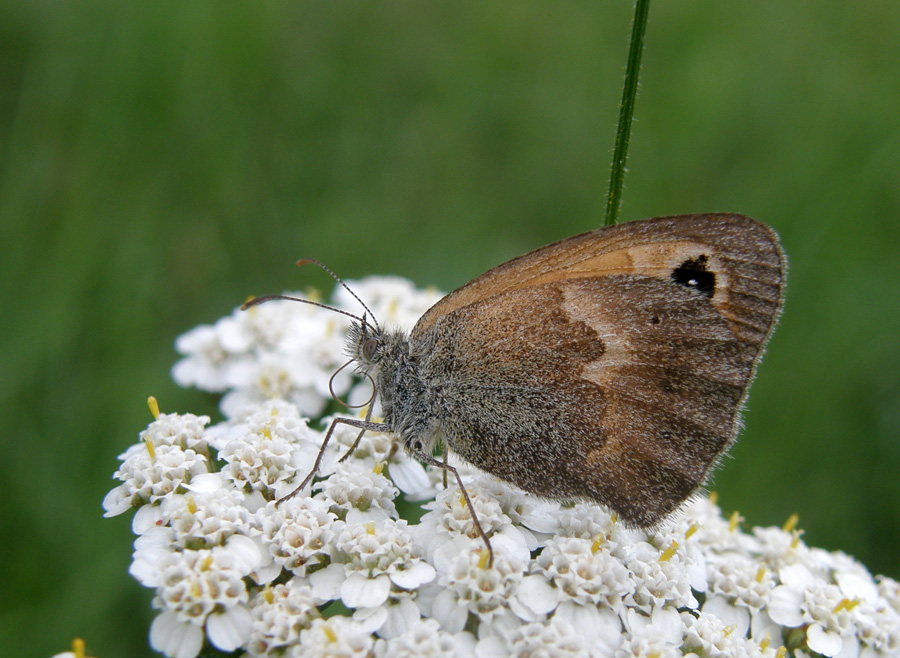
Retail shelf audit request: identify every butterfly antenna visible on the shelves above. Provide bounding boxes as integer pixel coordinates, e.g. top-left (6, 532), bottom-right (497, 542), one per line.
top-left (240, 294), bottom-right (365, 324)
top-left (296, 258), bottom-right (380, 330)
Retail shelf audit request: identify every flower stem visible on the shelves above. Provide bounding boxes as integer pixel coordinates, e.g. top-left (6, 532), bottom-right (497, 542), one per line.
top-left (605, 0), bottom-right (651, 226)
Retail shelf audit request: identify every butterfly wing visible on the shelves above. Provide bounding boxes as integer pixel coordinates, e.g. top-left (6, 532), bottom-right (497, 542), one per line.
top-left (416, 214), bottom-right (785, 343)
top-left (411, 214), bottom-right (785, 525)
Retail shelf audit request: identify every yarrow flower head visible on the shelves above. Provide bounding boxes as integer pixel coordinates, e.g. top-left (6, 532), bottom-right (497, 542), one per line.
top-left (246, 578), bottom-right (322, 657)
top-left (104, 276), bottom-right (900, 658)
top-left (102, 411), bottom-right (212, 517)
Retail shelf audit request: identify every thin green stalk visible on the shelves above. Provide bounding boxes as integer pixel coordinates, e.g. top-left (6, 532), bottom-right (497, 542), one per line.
top-left (605, 0), bottom-right (651, 226)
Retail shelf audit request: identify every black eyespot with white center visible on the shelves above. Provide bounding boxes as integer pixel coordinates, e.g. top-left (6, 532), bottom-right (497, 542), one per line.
top-left (671, 254), bottom-right (715, 298)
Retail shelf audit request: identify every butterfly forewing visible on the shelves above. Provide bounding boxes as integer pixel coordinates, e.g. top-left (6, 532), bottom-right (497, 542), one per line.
top-left (410, 214), bottom-right (786, 526)
top-left (415, 214), bottom-right (785, 341)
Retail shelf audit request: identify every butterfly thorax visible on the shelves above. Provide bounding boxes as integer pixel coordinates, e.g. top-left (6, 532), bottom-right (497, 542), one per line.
top-left (347, 322), bottom-right (440, 456)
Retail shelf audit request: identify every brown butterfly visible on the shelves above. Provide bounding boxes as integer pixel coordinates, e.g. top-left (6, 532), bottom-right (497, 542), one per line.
top-left (246, 213), bottom-right (786, 559)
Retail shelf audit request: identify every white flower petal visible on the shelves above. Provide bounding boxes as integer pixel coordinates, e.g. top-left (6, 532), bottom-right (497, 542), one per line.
top-left (836, 570), bottom-right (879, 602)
top-left (507, 595), bottom-right (544, 624)
top-left (376, 598), bottom-right (421, 639)
top-left (182, 472), bottom-right (225, 493)
top-left (554, 601), bottom-right (621, 645)
top-left (308, 562), bottom-right (345, 601)
top-left (475, 635), bottom-right (507, 658)
top-left (389, 560), bottom-right (436, 589)
top-left (511, 524), bottom-right (542, 552)
top-left (149, 611), bottom-right (204, 658)
top-left (768, 585), bottom-right (805, 627)
top-left (750, 610), bottom-right (784, 649)
top-left (242, 489), bottom-right (267, 512)
top-left (172, 325), bottom-right (211, 355)
top-left (132, 504), bottom-right (163, 534)
top-left (651, 606), bottom-right (684, 644)
top-left (702, 594), bottom-right (750, 637)
top-left (389, 459), bottom-right (432, 495)
top-left (129, 552), bottom-right (164, 587)
top-left (102, 485), bottom-right (132, 517)
top-left (836, 633), bottom-right (859, 658)
top-left (412, 583), bottom-right (441, 618)
top-left (779, 563), bottom-right (816, 589)
top-left (223, 534), bottom-right (262, 574)
top-left (516, 575), bottom-right (560, 615)
top-left (432, 588), bottom-right (469, 633)
top-left (341, 572), bottom-right (391, 608)
top-left (206, 605), bottom-right (252, 652)
top-left (687, 552), bottom-right (708, 593)
top-left (807, 623), bottom-right (844, 656)
top-left (432, 535), bottom-right (476, 574)
top-left (217, 317), bottom-right (254, 352)
top-left (352, 605), bottom-right (388, 634)
top-left (129, 536), bottom-right (173, 586)
top-left (345, 506), bottom-right (392, 525)
top-left (251, 558), bottom-right (283, 586)
top-left (519, 501), bottom-right (561, 534)
top-left (492, 527), bottom-right (531, 565)
top-left (133, 525), bottom-right (172, 551)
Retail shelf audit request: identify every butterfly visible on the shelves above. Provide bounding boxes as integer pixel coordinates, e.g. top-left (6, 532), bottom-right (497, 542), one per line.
top-left (246, 213), bottom-right (786, 559)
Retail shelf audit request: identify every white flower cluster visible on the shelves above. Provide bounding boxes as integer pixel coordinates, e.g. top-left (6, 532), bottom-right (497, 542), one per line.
top-left (103, 276), bottom-right (900, 658)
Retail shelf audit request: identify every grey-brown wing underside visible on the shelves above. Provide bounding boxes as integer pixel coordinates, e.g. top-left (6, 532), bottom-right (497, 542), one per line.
top-left (411, 215), bottom-right (785, 525)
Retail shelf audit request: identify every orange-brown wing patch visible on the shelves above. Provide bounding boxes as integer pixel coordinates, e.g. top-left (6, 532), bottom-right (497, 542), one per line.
top-left (413, 214), bottom-right (785, 347)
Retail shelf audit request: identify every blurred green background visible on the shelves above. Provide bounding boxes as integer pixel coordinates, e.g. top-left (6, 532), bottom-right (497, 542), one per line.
top-left (1, 2), bottom-right (898, 656)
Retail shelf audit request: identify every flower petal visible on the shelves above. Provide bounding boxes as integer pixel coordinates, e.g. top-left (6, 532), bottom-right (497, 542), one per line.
top-left (341, 572), bottom-right (391, 608)
top-left (376, 598), bottom-right (421, 639)
top-left (516, 575), bottom-right (559, 616)
top-left (132, 504), bottom-right (164, 534)
top-left (768, 585), bottom-right (805, 627)
top-left (389, 561), bottom-right (436, 589)
top-left (779, 563), bottom-right (815, 589)
top-left (149, 611), bottom-right (204, 658)
top-left (807, 623), bottom-right (843, 657)
top-left (836, 570), bottom-right (878, 602)
top-left (702, 595), bottom-right (750, 637)
top-left (388, 459), bottom-right (431, 495)
top-left (102, 485), bottom-right (133, 517)
top-left (353, 605), bottom-right (389, 634)
top-left (224, 534), bottom-right (263, 574)
top-left (309, 562), bottom-right (346, 601)
top-left (206, 605), bottom-right (252, 652)
top-left (431, 589), bottom-right (468, 633)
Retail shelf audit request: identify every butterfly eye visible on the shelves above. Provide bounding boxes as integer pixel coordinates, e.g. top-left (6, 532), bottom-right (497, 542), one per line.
top-left (362, 337), bottom-right (378, 360)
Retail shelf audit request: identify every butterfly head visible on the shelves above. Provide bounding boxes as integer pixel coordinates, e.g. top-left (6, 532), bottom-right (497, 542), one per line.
top-left (347, 315), bottom-right (387, 371)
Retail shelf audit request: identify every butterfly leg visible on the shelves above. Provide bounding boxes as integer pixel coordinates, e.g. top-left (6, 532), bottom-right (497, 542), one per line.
top-left (411, 448), bottom-right (494, 567)
top-left (277, 415), bottom-right (391, 505)
top-left (337, 404), bottom-right (376, 464)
